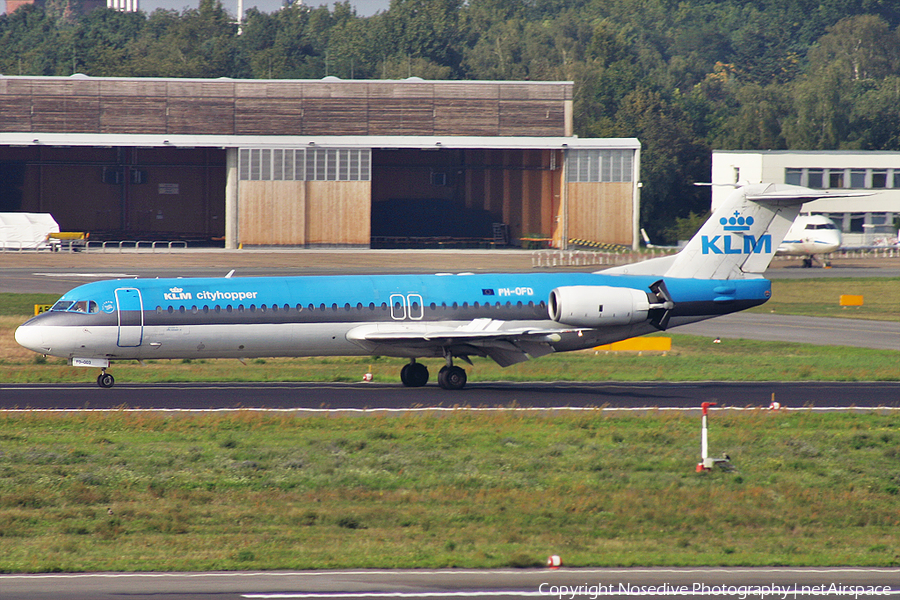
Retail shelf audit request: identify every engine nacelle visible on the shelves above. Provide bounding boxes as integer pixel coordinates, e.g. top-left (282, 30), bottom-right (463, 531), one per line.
top-left (548, 285), bottom-right (651, 327)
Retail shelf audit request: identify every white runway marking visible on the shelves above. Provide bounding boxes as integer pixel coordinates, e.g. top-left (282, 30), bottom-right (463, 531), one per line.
top-left (242, 594), bottom-right (543, 598)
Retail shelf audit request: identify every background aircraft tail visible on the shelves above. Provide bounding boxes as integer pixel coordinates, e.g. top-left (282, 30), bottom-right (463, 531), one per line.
top-left (606, 183), bottom-right (868, 280)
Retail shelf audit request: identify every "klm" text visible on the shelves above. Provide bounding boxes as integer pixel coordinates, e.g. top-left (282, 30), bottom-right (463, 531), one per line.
top-left (701, 234), bottom-right (771, 255)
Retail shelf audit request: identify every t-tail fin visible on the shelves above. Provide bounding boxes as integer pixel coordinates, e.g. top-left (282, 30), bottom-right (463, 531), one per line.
top-left (605, 184), bottom-right (868, 280)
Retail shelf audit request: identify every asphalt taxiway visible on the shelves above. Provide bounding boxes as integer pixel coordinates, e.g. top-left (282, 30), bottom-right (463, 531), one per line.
top-left (2, 567), bottom-right (897, 600)
top-left (2, 381), bottom-right (898, 411)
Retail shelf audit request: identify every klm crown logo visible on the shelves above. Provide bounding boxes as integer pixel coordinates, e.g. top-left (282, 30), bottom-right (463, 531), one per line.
top-left (702, 210), bottom-right (771, 255)
top-left (721, 211), bottom-right (754, 231)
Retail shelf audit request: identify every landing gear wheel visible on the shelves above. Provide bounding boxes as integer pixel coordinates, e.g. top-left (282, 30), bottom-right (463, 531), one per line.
top-left (438, 365), bottom-right (467, 390)
top-left (97, 372), bottom-right (115, 388)
top-left (400, 361), bottom-right (429, 387)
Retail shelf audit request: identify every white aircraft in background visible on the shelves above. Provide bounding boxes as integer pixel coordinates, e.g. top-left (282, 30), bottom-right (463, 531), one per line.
top-left (776, 214), bottom-right (842, 268)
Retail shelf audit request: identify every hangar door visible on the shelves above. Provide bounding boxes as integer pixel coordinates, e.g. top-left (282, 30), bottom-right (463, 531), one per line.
top-left (237, 147), bottom-right (371, 247)
top-left (0, 145), bottom-right (225, 241)
top-left (371, 148), bottom-right (563, 248)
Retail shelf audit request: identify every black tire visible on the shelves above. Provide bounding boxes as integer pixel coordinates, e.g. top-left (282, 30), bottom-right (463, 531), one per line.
top-left (97, 373), bottom-right (115, 388)
top-left (438, 365), bottom-right (467, 390)
top-left (401, 362), bottom-right (429, 387)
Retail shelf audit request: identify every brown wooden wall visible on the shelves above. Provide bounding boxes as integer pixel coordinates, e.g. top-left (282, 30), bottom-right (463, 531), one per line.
top-left (566, 182), bottom-right (634, 246)
top-left (0, 77), bottom-right (573, 137)
top-left (238, 180), bottom-right (370, 246)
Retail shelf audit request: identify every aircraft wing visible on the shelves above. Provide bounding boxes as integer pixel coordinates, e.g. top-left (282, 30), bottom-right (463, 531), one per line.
top-left (346, 319), bottom-right (569, 366)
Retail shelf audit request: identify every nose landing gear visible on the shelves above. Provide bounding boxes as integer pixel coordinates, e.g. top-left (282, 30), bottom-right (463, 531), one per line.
top-left (97, 369), bottom-right (115, 388)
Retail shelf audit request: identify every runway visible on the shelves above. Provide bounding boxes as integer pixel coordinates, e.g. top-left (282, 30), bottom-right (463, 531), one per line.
top-left (2, 381), bottom-right (898, 411)
top-left (1, 567), bottom-right (897, 600)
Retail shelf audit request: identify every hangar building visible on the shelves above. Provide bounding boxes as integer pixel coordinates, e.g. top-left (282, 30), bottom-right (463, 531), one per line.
top-left (0, 75), bottom-right (641, 249)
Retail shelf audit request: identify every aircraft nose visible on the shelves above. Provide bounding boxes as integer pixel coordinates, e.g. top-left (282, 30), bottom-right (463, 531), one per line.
top-left (15, 323), bottom-right (48, 354)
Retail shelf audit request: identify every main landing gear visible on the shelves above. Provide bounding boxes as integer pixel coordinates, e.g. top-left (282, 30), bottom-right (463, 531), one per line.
top-left (97, 369), bottom-right (115, 388)
top-left (399, 359), bottom-right (429, 388)
top-left (399, 356), bottom-right (468, 390)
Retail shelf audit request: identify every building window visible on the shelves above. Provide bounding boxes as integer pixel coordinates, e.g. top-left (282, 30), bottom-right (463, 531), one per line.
top-left (239, 148), bottom-right (371, 181)
top-left (807, 169), bottom-right (824, 188)
top-left (829, 169), bottom-right (844, 188)
top-left (569, 149), bottom-right (633, 183)
top-left (785, 167), bottom-right (900, 189)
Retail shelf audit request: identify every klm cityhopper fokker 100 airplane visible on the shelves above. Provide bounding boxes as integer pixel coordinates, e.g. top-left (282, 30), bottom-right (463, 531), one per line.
top-left (16, 184), bottom-right (861, 390)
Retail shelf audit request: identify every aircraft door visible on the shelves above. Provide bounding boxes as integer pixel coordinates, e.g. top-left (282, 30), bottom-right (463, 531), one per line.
top-left (115, 287), bottom-right (144, 347)
top-left (407, 294), bottom-right (424, 320)
top-left (389, 294), bottom-right (406, 320)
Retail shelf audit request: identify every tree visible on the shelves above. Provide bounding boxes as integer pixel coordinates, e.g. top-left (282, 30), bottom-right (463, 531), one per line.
top-left (0, 4), bottom-right (66, 75)
top-left (384, 0), bottom-right (464, 76)
top-left (72, 8), bottom-right (146, 76)
top-left (611, 88), bottom-right (710, 243)
top-left (807, 15), bottom-right (900, 81)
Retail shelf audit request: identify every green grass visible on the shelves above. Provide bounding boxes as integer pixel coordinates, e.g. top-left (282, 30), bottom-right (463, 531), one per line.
top-left (1, 410), bottom-right (898, 572)
top-left (749, 278), bottom-right (900, 321)
top-left (0, 293), bottom-right (58, 317)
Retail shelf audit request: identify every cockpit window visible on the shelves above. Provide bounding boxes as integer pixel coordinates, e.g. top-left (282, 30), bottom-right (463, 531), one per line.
top-left (50, 300), bottom-right (99, 313)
